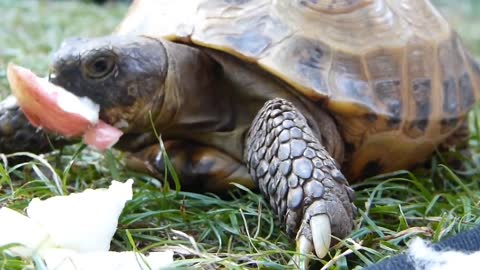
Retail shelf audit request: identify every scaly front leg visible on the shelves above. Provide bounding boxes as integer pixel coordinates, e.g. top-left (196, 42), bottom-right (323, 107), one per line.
top-left (0, 95), bottom-right (68, 155)
top-left (245, 98), bottom-right (356, 266)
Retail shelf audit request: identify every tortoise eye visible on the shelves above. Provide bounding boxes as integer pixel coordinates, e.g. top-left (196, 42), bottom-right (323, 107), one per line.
top-left (84, 54), bottom-right (116, 80)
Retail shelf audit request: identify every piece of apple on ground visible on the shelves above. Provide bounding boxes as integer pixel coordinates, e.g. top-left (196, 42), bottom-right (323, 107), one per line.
top-left (0, 207), bottom-right (53, 257)
top-left (26, 179), bottom-right (134, 253)
top-left (41, 249), bottom-right (174, 270)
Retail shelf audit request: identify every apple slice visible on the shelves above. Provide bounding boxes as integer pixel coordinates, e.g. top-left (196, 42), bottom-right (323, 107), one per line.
top-left (26, 179), bottom-right (134, 253)
top-left (83, 121), bottom-right (124, 151)
top-left (6, 63), bottom-right (123, 151)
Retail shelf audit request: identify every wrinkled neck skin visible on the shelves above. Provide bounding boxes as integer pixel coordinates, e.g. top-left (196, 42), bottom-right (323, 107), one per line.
top-left (116, 40), bottom-right (232, 151)
top-left (157, 40), bottom-right (232, 134)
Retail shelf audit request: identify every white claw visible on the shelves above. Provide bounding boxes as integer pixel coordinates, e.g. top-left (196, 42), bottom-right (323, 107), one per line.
top-left (311, 214), bottom-right (331, 258)
top-left (297, 234), bottom-right (313, 255)
top-left (291, 235), bottom-right (313, 270)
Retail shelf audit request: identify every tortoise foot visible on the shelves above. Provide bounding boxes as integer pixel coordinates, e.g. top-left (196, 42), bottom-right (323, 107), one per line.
top-left (0, 95), bottom-right (68, 155)
top-left (245, 98), bottom-right (356, 266)
top-left (125, 141), bottom-right (254, 193)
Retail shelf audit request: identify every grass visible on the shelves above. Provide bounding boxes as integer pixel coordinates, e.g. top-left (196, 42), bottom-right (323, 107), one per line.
top-left (0, 0), bottom-right (480, 269)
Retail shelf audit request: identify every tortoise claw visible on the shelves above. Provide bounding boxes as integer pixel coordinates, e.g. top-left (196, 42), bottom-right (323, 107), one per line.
top-left (291, 214), bottom-right (331, 269)
top-left (310, 214), bottom-right (331, 258)
top-left (291, 235), bottom-right (313, 270)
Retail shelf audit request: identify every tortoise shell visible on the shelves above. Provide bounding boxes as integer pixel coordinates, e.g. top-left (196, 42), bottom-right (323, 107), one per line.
top-left (117, 0), bottom-right (480, 177)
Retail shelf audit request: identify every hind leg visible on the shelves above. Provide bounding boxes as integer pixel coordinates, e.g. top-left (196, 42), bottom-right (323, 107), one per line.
top-left (441, 121), bottom-right (470, 151)
top-left (439, 121), bottom-right (472, 168)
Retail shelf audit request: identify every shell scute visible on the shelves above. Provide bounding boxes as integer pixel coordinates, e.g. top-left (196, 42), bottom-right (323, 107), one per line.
top-left (365, 50), bottom-right (404, 128)
top-left (406, 78), bottom-right (432, 136)
top-left (225, 30), bottom-right (272, 58)
top-left (442, 78), bottom-right (459, 116)
top-left (194, 3), bottom-right (291, 59)
top-left (260, 36), bottom-right (331, 98)
top-left (460, 73), bottom-right (476, 109)
top-left (328, 52), bottom-right (372, 112)
top-left (437, 36), bottom-right (467, 132)
top-left (403, 36), bottom-right (435, 138)
top-left (297, 0), bottom-right (373, 14)
top-left (374, 79), bottom-right (403, 127)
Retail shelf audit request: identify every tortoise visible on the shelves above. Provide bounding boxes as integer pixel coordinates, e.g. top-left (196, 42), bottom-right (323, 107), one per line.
top-left (1, 0), bottom-right (479, 265)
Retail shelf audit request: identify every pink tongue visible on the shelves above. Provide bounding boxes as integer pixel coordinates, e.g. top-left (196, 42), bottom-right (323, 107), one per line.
top-left (7, 63), bottom-right (123, 151)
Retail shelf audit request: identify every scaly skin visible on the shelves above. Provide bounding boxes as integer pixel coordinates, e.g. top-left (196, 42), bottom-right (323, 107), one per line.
top-left (245, 98), bottom-right (356, 263)
top-left (0, 96), bottom-right (68, 155)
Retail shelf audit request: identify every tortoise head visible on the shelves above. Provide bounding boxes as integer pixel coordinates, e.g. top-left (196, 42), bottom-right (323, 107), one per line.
top-left (49, 35), bottom-right (171, 133)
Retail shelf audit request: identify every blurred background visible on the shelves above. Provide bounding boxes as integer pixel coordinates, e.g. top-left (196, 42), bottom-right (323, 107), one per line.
top-left (0, 0), bottom-right (479, 97)
top-left (435, 0), bottom-right (480, 55)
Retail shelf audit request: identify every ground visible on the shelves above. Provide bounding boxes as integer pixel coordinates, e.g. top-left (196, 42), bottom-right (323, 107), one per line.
top-left (1, 1), bottom-right (480, 269)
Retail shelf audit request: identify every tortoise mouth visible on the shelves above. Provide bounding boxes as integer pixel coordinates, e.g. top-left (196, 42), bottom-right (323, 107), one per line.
top-left (99, 108), bottom-right (131, 131)
top-left (47, 70), bottom-right (126, 132)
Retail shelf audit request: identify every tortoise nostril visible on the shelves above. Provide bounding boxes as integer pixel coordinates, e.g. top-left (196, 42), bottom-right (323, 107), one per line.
top-left (48, 72), bottom-right (57, 81)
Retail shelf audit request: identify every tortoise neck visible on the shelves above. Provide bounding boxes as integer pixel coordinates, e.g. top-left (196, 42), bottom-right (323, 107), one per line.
top-left (155, 40), bottom-right (233, 135)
